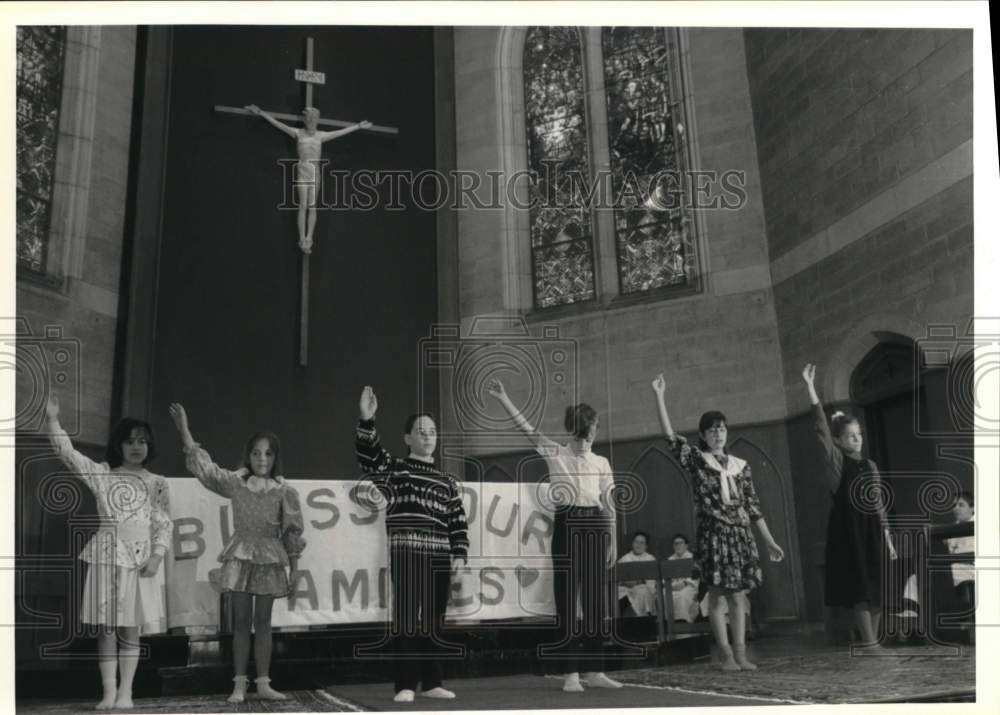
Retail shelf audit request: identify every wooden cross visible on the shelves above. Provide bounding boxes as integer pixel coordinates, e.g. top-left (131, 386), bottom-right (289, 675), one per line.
top-left (214, 38), bottom-right (399, 366)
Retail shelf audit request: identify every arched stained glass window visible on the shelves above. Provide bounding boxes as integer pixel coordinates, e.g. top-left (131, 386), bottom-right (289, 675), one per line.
top-left (523, 27), bottom-right (596, 309)
top-left (603, 27), bottom-right (696, 294)
top-left (17, 26), bottom-right (67, 274)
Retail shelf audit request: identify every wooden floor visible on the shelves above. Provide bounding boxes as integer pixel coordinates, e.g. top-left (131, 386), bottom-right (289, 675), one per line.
top-left (16, 636), bottom-right (975, 712)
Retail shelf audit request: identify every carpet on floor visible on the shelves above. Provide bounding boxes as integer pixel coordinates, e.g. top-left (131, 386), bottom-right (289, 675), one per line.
top-left (15, 689), bottom-right (367, 714)
top-left (324, 673), bottom-right (771, 710)
top-left (615, 644), bottom-right (975, 704)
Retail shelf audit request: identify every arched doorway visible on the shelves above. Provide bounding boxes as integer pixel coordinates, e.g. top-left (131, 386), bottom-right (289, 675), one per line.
top-left (848, 334), bottom-right (975, 642)
top-left (850, 336), bottom-right (938, 520)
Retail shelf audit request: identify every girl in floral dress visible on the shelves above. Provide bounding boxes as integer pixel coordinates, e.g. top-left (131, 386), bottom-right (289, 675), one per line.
top-left (650, 374), bottom-right (784, 671)
top-left (169, 403), bottom-right (306, 703)
top-left (46, 394), bottom-right (172, 710)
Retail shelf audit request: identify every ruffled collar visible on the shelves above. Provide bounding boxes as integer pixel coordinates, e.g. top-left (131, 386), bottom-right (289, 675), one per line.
top-left (699, 449), bottom-right (746, 477)
top-left (698, 449), bottom-right (746, 505)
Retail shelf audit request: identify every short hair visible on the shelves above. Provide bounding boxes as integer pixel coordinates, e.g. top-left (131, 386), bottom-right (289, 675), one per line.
top-left (302, 106), bottom-right (320, 119)
top-left (830, 411), bottom-right (861, 439)
top-left (957, 490), bottom-right (974, 508)
top-left (698, 410), bottom-right (727, 434)
top-left (631, 530), bottom-right (650, 543)
top-left (242, 432), bottom-right (282, 480)
top-left (106, 419), bottom-right (156, 468)
top-left (564, 403), bottom-right (598, 439)
top-left (672, 532), bottom-right (690, 545)
top-left (404, 413), bottom-right (436, 434)
top-left (697, 410), bottom-right (727, 452)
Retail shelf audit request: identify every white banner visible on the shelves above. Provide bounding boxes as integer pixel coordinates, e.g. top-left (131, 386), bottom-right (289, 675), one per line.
top-left (164, 479), bottom-right (558, 628)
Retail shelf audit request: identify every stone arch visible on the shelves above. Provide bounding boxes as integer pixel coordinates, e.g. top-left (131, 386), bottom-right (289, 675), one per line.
top-left (496, 26), bottom-right (532, 313)
top-left (822, 313), bottom-right (927, 403)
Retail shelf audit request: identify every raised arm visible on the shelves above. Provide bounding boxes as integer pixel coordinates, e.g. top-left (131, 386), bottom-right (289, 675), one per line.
top-left (169, 403), bottom-right (241, 498)
top-left (317, 120), bottom-right (372, 143)
top-left (650, 373), bottom-right (695, 469)
top-left (355, 386), bottom-right (400, 474)
top-left (245, 104), bottom-right (298, 139)
top-left (801, 364), bottom-right (842, 490)
top-left (486, 378), bottom-right (559, 452)
top-left (650, 373), bottom-right (676, 439)
top-left (45, 394), bottom-right (108, 481)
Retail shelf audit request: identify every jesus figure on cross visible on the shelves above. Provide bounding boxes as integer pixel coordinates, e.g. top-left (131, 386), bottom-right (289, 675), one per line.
top-left (246, 104), bottom-right (372, 253)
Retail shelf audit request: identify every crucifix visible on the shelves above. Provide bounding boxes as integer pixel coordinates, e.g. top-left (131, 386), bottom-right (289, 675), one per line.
top-left (214, 37), bottom-right (399, 366)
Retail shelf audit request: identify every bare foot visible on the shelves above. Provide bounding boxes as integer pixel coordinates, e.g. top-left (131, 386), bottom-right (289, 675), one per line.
top-left (733, 645), bottom-right (758, 670)
top-left (256, 677), bottom-right (288, 701)
top-left (113, 692), bottom-right (134, 709)
top-left (718, 644), bottom-right (741, 672)
top-left (95, 694), bottom-right (116, 710)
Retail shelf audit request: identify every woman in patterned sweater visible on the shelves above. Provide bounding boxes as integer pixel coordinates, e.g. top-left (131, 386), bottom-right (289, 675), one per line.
top-left (355, 386), bottom-right (469, 703)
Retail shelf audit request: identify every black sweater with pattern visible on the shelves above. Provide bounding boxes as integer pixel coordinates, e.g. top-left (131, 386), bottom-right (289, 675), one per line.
top-left (355, 419), bottom-right (469, 557)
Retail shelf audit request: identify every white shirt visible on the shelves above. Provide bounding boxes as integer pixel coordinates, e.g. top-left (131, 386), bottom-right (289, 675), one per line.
top-left (948, 516), bottom-right (975, 585)
top-left (538, 442), bottom-right (614, 509)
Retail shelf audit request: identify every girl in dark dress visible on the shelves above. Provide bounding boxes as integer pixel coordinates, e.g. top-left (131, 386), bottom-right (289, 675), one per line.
top-left (651, 374), bottom-right (784, 671)
top-left (802, 364), bottom-right (897, 649)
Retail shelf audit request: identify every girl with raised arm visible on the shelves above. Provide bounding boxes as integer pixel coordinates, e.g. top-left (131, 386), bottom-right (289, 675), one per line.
top-left (650, 373), bottom-right (784, 671)
top-left (169, 403), bottom-right (305, 703)
top-left (801, 364), bottom-right (896, 650)
top-left (245, 104), bottom-right (371, 253)
top-left (488, 378), bottom-right (622, 693)
top-left (45, 395), bottom-right (171, 710)
top-left (354, 386), bottom-right (469, 703)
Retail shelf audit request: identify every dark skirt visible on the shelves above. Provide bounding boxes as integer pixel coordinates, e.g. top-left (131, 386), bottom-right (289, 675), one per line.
top-left (824, 502), bottom-right (884, 608)
top-left (694, 513), bottom-right (762, 592)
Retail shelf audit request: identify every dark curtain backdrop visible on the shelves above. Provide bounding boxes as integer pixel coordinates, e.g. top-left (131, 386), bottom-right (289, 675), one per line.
top-left (149, 26), bottom-right (439, 478)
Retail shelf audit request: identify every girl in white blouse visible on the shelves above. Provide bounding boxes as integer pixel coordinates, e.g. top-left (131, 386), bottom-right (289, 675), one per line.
top-left (46, 394), bottom-right (171, 710)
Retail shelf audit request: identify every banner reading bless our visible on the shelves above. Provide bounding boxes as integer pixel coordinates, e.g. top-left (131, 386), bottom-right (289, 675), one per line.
top-left (164, 480), bottom-right (559, 628)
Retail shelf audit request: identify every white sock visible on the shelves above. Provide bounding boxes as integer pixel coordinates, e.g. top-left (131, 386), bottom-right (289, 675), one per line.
top-left (256, 676), bottom-right (288, 701)
top-left (228, 676), bottom-right (248, 703)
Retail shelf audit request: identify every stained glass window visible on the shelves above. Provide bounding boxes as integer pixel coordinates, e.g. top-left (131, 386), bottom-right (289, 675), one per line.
top-left (603, 27), bottom-right (696, 294)
top-left (523, 27), bottom-right (596, 309)
top-left (17, 26), bottom-right (67, 274)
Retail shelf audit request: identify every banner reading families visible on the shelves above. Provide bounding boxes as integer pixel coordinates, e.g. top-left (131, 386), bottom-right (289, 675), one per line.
top-left (164, 479), bottom-right (559, 628)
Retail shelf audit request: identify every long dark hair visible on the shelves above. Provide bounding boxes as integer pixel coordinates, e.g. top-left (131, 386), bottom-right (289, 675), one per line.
top-left (106, 419), bottom-right (156, 468)
top-left (242, 431), bottom-right (282, 479)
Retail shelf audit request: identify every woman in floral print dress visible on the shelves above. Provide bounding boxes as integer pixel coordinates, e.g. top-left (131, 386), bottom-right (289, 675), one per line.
top-left (650, 374), bottom-right (784, 671)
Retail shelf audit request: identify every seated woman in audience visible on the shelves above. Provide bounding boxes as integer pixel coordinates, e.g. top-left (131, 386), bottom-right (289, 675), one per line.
top-left (668, 533), bottom-right (701, 623)
top-left (891, 491), bottom-right (974, 631)
top-left (949, 491), bottom-right (975, 617)
top-left (617, 531), bottom-right (658, 616)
